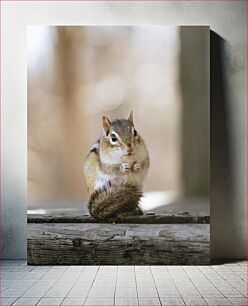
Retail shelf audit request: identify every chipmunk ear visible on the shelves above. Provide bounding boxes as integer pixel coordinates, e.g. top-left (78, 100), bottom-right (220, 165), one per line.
top-left (102, 116), bottom-right (111, 135)
top-left (128, 110), bottom-right (134, 125)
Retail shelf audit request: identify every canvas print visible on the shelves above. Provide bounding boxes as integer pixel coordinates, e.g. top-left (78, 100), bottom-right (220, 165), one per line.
top-left (27, 26), bottom-right (209, 265)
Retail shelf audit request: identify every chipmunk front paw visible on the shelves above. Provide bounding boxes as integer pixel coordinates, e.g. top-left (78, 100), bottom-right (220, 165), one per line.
top-left (120, 163), bottom-right (131, 173)
top-left (132, 161), bottom-right (142, 172)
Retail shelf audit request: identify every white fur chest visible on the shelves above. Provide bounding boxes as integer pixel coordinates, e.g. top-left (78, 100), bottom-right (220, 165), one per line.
top-left (94, 172), bottom-right (112, 191)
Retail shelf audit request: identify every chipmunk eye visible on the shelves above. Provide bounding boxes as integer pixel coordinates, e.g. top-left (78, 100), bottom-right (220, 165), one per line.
top-left (111, 133), bottom-right (118, 142)
top-left (134, 129), bottom-right (138, 137)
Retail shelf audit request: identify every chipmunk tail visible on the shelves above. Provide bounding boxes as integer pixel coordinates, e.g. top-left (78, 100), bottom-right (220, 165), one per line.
top-left (88, 182), bottom-right (143, 221)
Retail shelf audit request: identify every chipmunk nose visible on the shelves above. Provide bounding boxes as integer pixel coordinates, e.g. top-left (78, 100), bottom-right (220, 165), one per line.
top-left (126, 145), bottom-right (133, 155)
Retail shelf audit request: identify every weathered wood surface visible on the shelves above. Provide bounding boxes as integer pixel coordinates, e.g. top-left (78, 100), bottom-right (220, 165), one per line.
top-left (27, 223), bottom-right (210, 265)
top-left (27, 213), bottom-right (209, 224)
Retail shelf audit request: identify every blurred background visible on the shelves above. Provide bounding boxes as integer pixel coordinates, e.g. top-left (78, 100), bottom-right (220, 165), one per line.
top-left (27, 26), bottom-right (209, 215)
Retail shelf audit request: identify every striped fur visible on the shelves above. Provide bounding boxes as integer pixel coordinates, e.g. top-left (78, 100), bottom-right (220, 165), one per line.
top-left (88, 182), bottom-right (143, 221)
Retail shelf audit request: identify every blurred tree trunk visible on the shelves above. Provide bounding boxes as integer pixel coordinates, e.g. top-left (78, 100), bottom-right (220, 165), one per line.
top-left (56, 27), bottom-right (85, 200)
top-left (180, 27), bottom-right (210, 196)
top-left (28, 27), bottom-right (86, 204)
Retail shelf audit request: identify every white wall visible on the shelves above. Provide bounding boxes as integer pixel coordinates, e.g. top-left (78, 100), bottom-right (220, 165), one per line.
top-left (2, 1), bottom-right (246, 260)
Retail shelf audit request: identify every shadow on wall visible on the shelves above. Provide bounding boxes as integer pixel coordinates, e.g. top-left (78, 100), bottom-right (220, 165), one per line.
top-left (180, 26), bottom-right (209, 197)
top-left (210, 31), bottom-right (234, 262)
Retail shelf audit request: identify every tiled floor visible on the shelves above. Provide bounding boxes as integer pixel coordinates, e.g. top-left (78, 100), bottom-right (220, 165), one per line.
top-left (1, 260), bottom-right (247, 305)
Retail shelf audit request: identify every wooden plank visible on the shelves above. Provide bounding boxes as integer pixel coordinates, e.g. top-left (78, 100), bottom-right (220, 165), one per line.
top-left (27, 223), bottom-right (210, 265)
top-left (27, 213), bottom-right (209, 224)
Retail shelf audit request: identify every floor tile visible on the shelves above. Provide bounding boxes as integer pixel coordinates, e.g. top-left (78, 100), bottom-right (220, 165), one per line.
top-left (204, 297), bottom-right (233, 305)
top-left (97, 272), bottom-right (116, 278)
top-left (1, 260), bottom-right (247, 306)
top-left (0, 297), bottom-right (18, 306)
top-left (76, 277), bottom-right (95, 285)
top-left (12, 297), bottom-right (40, 305)
top-left (197, 287), bottom-right (224, 297)
top-left (61, 297), bottom-right (86, 305)
top-left (217, 286), bottom-right (244, 297)
top-left (160, 297), bottom-right (185, 305)
top-left (178, 289), bottom-right (201, 297)
top-left (228, 297), bottom-right (248, 305)
top-left (99, 266), bottom-right (117, 272)
top-left (154, 280), bottom-right (176, 288)
top-left (32, 266), bottom-right (52, 272)
top-left (115, 297), bottom-right (138, 305)
top-left (138, 297), bottom-right (161, 305)
top-left (116, 279), bottom-right (136, 287)
top-left (66, 266), bottom-right (85, 272)
top-left (157, 288), bottom-right (180, 297)
top-left (137, 287), bottom-right (158, 297)
top-left (136, 278), bottom-right (155, 287)
top-left (85, 297), bottom-right (114, 305)
top-left (49, 266), bottom-right (69, 272)
top-left (115, 287), bottom-right (137, 298)
top-left (45, 285), bottom-right (72, 297)
top-left (92, 280), bottom-right (116, 288)
top-left (88, 287), bottom-right (115, 298)
top-left (182, 297), bottom-right (207, 305)
top-left (83, 266), bottom-right (99, 273)
top-left (67, 285), bottom-right (91, 297)
top-left (37, 297), bottom-right (64, 305)
top-left (22, 284), bottom-right (54, 297)
top-left (118, 266), bottom-right (134, 272)
top-left (2, 289), bottom-right (29, 298)
top-left (4, 272), bottom-right (28, 280)
top-left (22, 272), bottom-right (46, 280)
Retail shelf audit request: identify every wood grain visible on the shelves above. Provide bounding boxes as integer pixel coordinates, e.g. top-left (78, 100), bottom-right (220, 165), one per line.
top-left (27, 213), bottom-right (209, 224)
top-left (27, 223), bottom-right (210, 265)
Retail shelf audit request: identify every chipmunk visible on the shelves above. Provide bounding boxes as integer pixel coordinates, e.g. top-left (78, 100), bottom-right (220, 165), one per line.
top-left (83, 111), bottom-right (150, 221)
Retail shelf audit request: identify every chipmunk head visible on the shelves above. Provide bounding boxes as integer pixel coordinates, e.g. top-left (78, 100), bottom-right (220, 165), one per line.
top-left (101, 111), bottom-right (140, 157)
